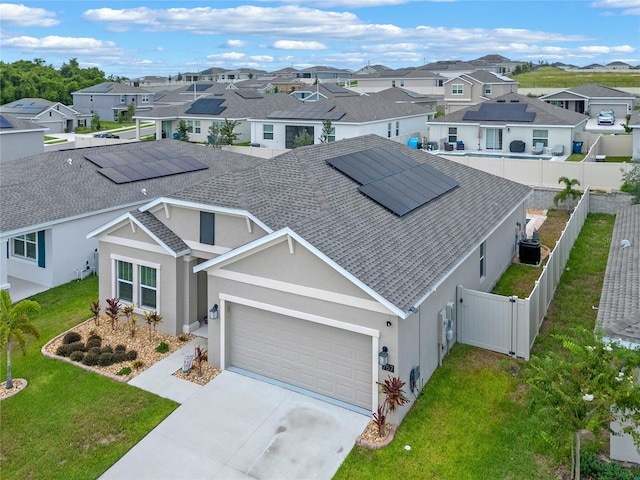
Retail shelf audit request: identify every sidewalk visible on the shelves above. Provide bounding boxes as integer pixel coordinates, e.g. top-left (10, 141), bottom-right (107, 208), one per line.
top-left (128, 336), bottom-right (208, 403)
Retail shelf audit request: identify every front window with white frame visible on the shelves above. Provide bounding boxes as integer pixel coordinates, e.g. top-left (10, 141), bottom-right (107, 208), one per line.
top-left (141, 94), bottom-right (150, 103)
top-left (115, 258), bottom-right (159, 311)
top-left (12, 233), bottom-right (37, 261)
top-left (532, 129), bottom-right (549, 147)
top-left (263, 124), bottom-right (274, 140)
top-left (484, 84), bottom-right (492, 95)
top-left (186, 120), bottom-right (201, 134)
top-left (452, 84), bottom-right (463, 95)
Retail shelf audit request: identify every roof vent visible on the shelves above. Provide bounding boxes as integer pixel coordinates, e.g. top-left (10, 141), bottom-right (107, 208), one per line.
top-left (510, 99), bottom-right (520, 102)
top-left (497, 99), bottom-right (506, 103)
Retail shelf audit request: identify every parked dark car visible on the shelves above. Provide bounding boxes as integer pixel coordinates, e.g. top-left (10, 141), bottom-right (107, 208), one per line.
top-left (597, 110), bottom-right (615, 125)
top-left (94, 132), bottom-right (120, 138)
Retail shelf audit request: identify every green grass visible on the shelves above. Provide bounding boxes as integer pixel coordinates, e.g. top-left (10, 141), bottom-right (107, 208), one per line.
top-left (513, 66), bottom-right (640, 89)
top-left (0, 277), bottom-right (179, 479)
top-left (336, 213), bottom-right (618, 479)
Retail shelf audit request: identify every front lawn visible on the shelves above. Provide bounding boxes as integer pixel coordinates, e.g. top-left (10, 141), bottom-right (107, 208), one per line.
top-left (336, 213), bottom-right (622, 479)
top-left (0, 277), bottom-right (178, 479)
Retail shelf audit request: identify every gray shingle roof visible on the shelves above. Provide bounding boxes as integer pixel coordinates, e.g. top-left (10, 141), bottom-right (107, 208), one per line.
top-left (569, 83), bottom-right (635, 98)
top-left (170, 134), bottom-right (532, 312)
top-left (73, 82), bottom-right (152, 95)
top-left (0, 98), bottom-right (56, 115)
top-left (130, 210), bottom-right (189, 255)
top-left (0, 140), bottom-right (262, 235)
top-left (431, 92), bottom-right (588, 126)
top-left (0, 113), bottom-right (45, 131)
top-left (597, 204), bottom-right (640, 346)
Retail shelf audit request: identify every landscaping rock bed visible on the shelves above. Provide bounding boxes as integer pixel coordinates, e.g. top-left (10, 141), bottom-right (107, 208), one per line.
top-left (43, 318), bottom-right (195, 382)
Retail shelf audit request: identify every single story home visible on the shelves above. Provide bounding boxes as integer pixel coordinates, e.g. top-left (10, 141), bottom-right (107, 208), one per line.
top-left (596, 204), bottom-right (640, 463)
top-left (248, 93), bottom-right (434, 149)
top-left (0, 98), bottom-right (90, 134)
top-left (0, 114), bottom-right (47, 163)
top-left (89, 134), bottom-right (531, 421)
top-left (0, 140), bottom-right (259, 301)
top-left (427, 92), bottom-right (588, 156)
top-left (540, 84), bottom-right (635, 120)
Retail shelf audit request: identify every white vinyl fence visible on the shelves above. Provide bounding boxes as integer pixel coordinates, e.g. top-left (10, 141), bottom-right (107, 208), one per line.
top-left (458, 187), bottom-right (591, 360)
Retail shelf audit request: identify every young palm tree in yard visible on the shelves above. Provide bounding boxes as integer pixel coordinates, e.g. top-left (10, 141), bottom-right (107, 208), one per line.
top-left (0, 289), bottom-right (40, 389)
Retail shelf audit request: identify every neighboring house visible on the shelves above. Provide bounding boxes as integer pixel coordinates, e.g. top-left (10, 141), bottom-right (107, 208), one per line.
top-left (0, 114), bottom-right (47, 162)
top-left (444, 70), bottom-right (519, 114)
top-left (469, 54), bottom-right (527, 75)
top-left (629, 110), bottom-right (640, 162)
top-left (595, 204), bottom-right (640, 464)
top-left (88, 134), bottom-right (532, 422)
top-left (427, 92), bottom-right (588, 155)
top-left (0, 98), bottom-right (89, 133)
top-left (216, 68), bottom-right (267, 83)
top-left (289, 83), bottom-right (361, 102)
top-left (72, 82), bottom-right (155, 123)
top-left (352, 64), bottom-right (393, 76)
top-left (294, 66), bottom-right (352, 84)
top-left (351, 67), bottom-right (446, 95)
top-left (373, 87), bottom-right (441, 111)
top-left (420, 60), bottom-right (478, 79)
top-left (540, 84), bottom-right (635, 119)
top-left (249, 93), bottom-right (433, 149)
top-left (0, 140), bottom-right (258, 300)
top-left (135, 87), bottom-right (301, 143)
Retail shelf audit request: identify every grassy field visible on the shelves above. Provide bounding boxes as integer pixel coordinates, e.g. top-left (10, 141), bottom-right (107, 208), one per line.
top-left (0, 276), bottom-right (178, 480)
top-left (335, 213), bottom-right (630, 480)
top-left (513, 66), bottom-right (640, 89)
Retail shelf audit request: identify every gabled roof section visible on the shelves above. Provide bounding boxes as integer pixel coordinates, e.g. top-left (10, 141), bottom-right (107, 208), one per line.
top-left (73, 82), bottom-right (152, 95)
top-left (432, 92), bottom-right (587, 126)
top-left (540, 83), bottom-right (635, 101)
top-left (269, 103), bottom-right (346, 120)
top-left (87, 209), bottom-right (189, 257)
top-left (0, 113), bottom-right (45, 132)
top-left (0, 98), bottom-right (55, 115)
top-left (170, 134), bottom-right (532, 313)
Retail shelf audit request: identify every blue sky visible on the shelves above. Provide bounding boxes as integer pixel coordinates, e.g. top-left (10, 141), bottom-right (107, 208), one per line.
top-left (1, 1), bottom-right (638, 78)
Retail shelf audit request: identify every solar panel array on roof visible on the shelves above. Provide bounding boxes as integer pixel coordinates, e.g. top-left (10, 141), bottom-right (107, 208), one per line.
top-left (462, 103), bottom-right (536, 122)
top-left (323, 83), bottom-right (348, 93)
top-left (1, 103), bottom-right (43, 115)
top-left (185, 98), bottom-right (227, 115)
top-left (89, 83), bottom-right (114, 93)
top-left (84, 146), bottom-right (208, 184)
top-left (186, 84), bottom-right (213, 92)
top-left (326, 145), bottom-right (458, 216)
top-left (269, 104), bottom-right (346, 120)
top-left (0, 115), bottom-right (14, 129)
top-left (235, 89), bottom-right (263, 99)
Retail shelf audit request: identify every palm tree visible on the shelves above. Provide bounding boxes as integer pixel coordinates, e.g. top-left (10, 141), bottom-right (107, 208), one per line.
top-left (554, 176), bottom-right (581, 207)
top-left (0, 289), bottom-right (40, 389)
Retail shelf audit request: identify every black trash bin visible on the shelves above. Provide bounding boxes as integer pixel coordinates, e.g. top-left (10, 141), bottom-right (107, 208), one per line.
top-left (572, 141), bottom-right (583, 154)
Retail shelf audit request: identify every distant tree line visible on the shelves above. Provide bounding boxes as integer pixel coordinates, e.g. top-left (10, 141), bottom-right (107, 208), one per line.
top-left (0, 58), bottom-right (122, 105)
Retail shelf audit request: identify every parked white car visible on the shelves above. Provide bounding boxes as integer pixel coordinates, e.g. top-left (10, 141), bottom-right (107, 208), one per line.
top-left (597, 110), bottom-right (615, 125)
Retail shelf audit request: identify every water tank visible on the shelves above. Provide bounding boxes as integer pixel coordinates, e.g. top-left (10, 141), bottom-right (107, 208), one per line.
top-left (519, 239), bottom-right (541, 265)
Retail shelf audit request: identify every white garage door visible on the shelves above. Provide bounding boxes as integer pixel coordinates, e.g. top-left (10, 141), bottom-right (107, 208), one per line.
top-left (229, 304), bottom-right (372, 410)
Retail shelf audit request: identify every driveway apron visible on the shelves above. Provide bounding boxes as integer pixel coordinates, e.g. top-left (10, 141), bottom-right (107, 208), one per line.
top-left (100, 370), bottom-right (370, 480)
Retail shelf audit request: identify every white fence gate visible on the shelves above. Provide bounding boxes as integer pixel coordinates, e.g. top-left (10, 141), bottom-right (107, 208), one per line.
top-left (457, 188), bottom-right (591, 360)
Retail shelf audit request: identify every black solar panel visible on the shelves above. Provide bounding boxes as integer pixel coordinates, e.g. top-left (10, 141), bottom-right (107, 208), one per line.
top-left (323, 83), bottom-right (347, 93)
top-left (0, 115), bottom-right (14, 128)
top-left (186, 83), bottom-right (213, 92)
top-left (326, 145), bottom-right (458, 216)
top-left (463, 103), bottom-right (536, 122)
top-left (269, 104), bottom-right (346, 120)
top-left (235, 89), bottom-right (263, 99)
top-left (89, 83), bottom-right (114, 93)
top-left (185, 98), bottom-right (227, 115)
top-left (85, 147), bottom-right (208, 184)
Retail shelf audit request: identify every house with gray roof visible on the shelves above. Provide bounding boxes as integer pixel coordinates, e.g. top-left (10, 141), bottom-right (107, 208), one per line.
top-left (0, 114), bottom-right (47, 163)
top-left (135, 87), bottom-right (301, 142)
top-left (539, 83), bottom-right (635, 121)
top-left (443, 70), bottom-right (519, 114)
top-left (596, 204), bottom-right (640, 464)
top-left (0, 98), bottom-right (89, 134)
top-left (428, 92), bottom-right (588, 155)
top-left (351, 67), bottom-right (446, 95)
top-left (248, 92), bottom-right (433, 149)
top-left (72, 82), bottom-right (155, 123)
top-left (0, 140), bottom-right (259, 301)
top-left (88, 134), bottom-right (532, 423)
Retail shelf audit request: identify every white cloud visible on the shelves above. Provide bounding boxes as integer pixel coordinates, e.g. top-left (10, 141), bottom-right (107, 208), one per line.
top-left (272, 40), bottom-right (327, 50)
top-left (1, 35), bottom-right (119, 54)
top-left (0, 3), bottom-right (59, 27)
top-left (249, 55), bottom-right (274, 62)
top-left (222, 39), bottom-right (246, 48)
top-left (206, 51), bottom-right (246, 60)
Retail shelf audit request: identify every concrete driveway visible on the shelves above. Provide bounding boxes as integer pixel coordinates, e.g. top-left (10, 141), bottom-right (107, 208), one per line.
top-left (100, 371), bottom-right (369, 480)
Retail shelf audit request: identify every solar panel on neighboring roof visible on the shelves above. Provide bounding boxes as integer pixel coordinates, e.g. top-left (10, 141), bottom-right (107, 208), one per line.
top-left (326, 145), bottom-right (458, 216)
top-left (269, 103), bottom-right (346, 120)
top-left (463, 103), bottom-right (536, 122)
top-left (84, 146), bottom-right (208, 184)
top-left (323, 83), bottom-right (348, 93)
top-left (185, 98), bottom-right (227, 115)
top-left (0, 115), bottom-right (14, 128)
top-left (186, 84), bottom-right (213, 92)
top-left (90, 83), bottom-right (114, 93)
top-left (235, 89), bottom-right (263, 99)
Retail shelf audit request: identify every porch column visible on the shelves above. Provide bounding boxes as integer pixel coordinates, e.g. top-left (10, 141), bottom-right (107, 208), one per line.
top-left (181, 256), bottom-right (200, 333)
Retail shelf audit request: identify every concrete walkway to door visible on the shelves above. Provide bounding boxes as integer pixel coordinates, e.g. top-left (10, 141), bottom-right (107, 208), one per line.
top-left (101, 369), bottom-right (370, 479)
